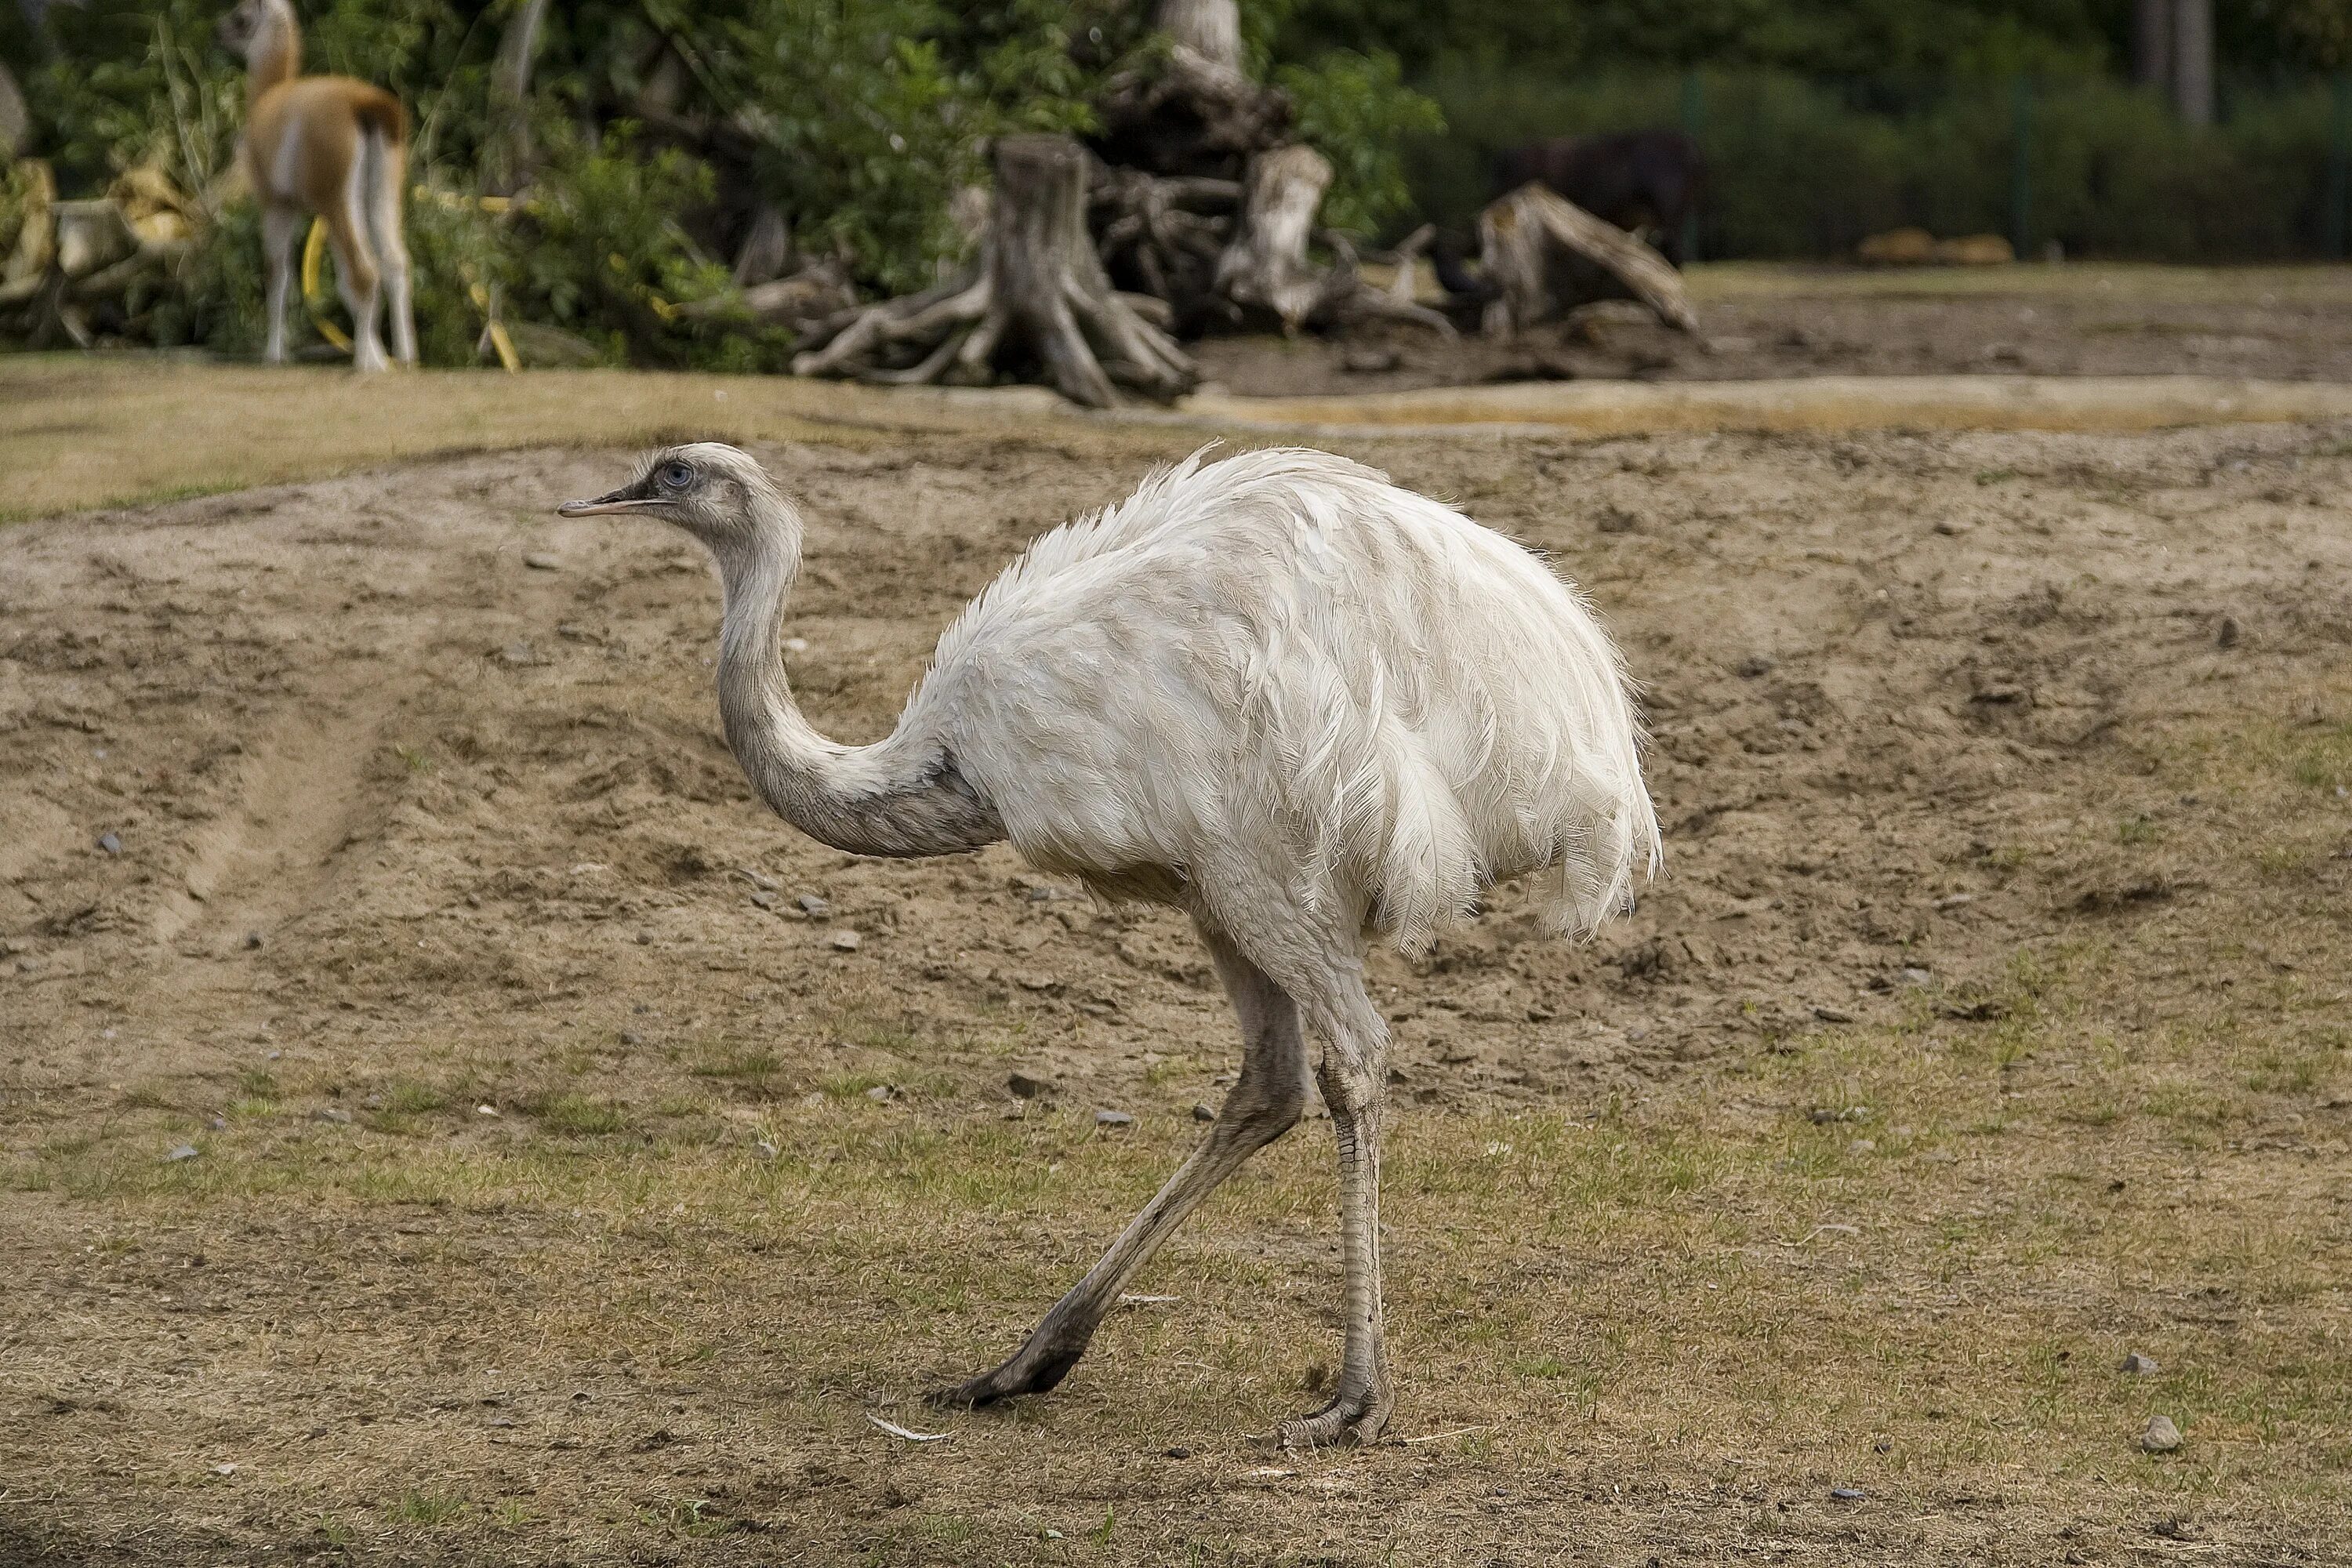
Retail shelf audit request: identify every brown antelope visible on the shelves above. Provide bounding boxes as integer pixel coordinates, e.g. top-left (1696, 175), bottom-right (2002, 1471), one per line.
top-left (217, 0), bottom-right (415, 371)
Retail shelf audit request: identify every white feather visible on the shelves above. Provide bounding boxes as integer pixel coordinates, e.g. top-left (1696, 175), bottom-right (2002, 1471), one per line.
top-left (907, 445), bottom-right (1661, 950)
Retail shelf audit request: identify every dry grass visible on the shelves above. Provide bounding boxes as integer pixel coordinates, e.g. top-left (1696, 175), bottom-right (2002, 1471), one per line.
top-left (16, 328), bottom-right (2352, 526)
top-left (12, 879), bottom-right (2350, 1560)
top-left (0, 356), bottom-right (1054, 522)
top-left (1686, 260), bottom-right (2352, 304)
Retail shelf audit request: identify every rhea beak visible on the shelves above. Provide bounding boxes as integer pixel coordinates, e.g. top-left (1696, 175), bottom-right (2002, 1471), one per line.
top-left (557, 488), bottom-right (663, 518)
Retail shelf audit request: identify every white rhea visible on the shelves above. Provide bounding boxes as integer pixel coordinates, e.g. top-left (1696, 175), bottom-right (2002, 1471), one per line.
top-left (560, 441), bottom-right (1661, 1446)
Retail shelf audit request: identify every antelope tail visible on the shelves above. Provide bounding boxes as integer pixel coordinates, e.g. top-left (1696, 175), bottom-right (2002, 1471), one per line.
top-left (351, 89), bottom-right (407, 147)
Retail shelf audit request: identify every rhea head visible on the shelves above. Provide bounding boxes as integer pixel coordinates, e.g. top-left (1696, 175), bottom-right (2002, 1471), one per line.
top-left (557, 442), bottom-right (792, 555)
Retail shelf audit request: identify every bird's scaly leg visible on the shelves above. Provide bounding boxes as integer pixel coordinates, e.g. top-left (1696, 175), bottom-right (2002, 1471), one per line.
top-left (1276, 970), bottom-right (1395, 1449)
top-left (931, 927), bottom-right (1308, 1409)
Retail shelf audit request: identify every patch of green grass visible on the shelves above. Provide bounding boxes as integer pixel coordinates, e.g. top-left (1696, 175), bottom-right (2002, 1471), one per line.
top-left (2287, 725), bottom-right (2352, 792)
top-left (692, 1047), bottom-right (789, 1096)
top-left (642, 1497), bottom-right (736, 1539)
top-left (2118, 813), bottom-right (2160, 844)
top-left (388, 1491), bottom-right (467, 1527)
top-left (365, 1080), bottom-right (452, 1134)
top-left (533, 1093), bottom-right (630, 1136)
top-left (393, 743), bottom-right (434, 774)
top-left (2241, 1044), bottom-right (2336, 1095)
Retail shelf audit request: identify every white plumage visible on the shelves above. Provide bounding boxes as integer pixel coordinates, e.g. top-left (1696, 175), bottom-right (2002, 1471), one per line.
top-left (559, 440), bottom-right (1660, 1448)
top-left (916, 446), bottom-right (1660, 950)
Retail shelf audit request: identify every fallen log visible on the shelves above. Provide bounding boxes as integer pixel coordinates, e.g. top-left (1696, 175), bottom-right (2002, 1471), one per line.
top-left (1476, 183), bottom-right (1697, 338)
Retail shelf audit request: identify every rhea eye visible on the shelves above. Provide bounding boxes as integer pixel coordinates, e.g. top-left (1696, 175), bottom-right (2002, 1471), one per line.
top-left (659, 461), bottom-right (695, 489)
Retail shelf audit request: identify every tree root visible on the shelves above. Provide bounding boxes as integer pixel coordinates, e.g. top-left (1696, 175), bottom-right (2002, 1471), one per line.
top-left (794, 135), bottom-right (1196, 408)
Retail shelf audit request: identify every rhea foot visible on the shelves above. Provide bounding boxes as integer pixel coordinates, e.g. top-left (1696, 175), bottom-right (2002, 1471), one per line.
top-left (1272, 1385), bottom-right (1395, 1450)
top-left (927, 1335), bottom-right (1087, 1410)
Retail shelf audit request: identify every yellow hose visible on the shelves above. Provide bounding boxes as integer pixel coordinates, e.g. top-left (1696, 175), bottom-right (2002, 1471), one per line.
top-left (304, 192), bottom-right (523, 366)
top-left (299, 217), bottom-right (354, 354)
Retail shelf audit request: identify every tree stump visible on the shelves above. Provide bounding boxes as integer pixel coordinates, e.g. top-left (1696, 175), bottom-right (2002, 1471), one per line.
top-left (1206, 145), bottom-right (1455, 338)
top-left (1476, 183), bottom-right (1698, 338)
top-left (0, 60), bottom-right (27, 163)
top-left (794, 134), bottom-right (1195, 408)
top-left (1212, 143), bottom-right (1343, 332)
top-left (1092, 0), bottom-right (1289, 180)
top-left (1156, 0), bottom-right (1242, 67)
top-left (1091, 162), bottom-right (1235, 329)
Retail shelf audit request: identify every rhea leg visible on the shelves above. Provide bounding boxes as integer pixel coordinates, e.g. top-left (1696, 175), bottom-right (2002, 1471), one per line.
top-left (1276, 965), bottom-right (1394, 1447)
top-left (932, 924), bottom-right (1309, 1407)
top-left (260, 205), bottom-right (300, 365)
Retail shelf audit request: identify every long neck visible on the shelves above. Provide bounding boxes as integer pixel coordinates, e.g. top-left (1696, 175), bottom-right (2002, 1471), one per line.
top-left (248, 9), bottom-right (300, 97)
top-left (711, 504), bottom-right (1000, 859)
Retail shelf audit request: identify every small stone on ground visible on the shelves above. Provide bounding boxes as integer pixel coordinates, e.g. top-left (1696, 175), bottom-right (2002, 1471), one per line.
top-left (2141, 1414), bottom-right (2183, 1453)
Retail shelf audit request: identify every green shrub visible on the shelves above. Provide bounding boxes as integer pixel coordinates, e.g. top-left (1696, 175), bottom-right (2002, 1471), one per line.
top-left (1415, 65), bottom-right (2352, 261)
top-left (1279, 48), bottom-right (1445, 236)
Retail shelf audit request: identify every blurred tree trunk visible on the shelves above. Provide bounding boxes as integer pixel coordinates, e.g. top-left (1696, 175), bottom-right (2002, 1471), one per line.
top-left (0, 57), bottom-right (27, 161)
top-left (1210, 143), bottom-right (1455, 337)
top-left (2172, 0), bottom-right (2212, 126)
top-left (1094, 0), bottom-right (1287, 178)
top-left (483, 0), bottom-right (550, 194)
top-left (1214, 143), bottom-right (1339, 331)
top-left (2132, 0), bottom-right (2169, 91)
top-left (1157, 0), bottom-right (1241, 72)
top-left (1477, 184), bottom-right (1697, 338)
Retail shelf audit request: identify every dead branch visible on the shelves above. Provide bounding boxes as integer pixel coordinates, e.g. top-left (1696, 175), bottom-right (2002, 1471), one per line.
top-left (1477, 183), bottom-right (1698, 338)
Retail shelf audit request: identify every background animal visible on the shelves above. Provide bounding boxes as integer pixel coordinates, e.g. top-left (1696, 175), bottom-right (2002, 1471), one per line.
top-left (217, 0), bottom-right (416, 372)
top-left (559, 441), bottom-right (1660, 1446)
top-left (1494, 129), bottom-right (1707, 267)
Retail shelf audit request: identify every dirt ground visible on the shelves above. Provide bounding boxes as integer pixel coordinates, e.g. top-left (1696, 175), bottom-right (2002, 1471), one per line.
top-left (2, 373), bottom-right (2350, 1565)
top-left (1200, 263), bottom-right (2352, 396)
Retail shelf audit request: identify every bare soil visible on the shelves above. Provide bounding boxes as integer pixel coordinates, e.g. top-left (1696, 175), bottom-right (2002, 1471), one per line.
top-left (3, 388), bottom-right (2350, 1564)
top-left (1199, 263), bottom-right (2352, 396)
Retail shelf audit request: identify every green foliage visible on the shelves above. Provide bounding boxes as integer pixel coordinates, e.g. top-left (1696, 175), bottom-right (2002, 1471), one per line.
top-left (713, 2), bottom-right (978, 296)
top-left (1417, 65), bottom-right (2352, 261)
top-left (1276, 49), bottom-right (1443, 236)
top-left (509, 122), bottom-right (741, 364)
top-left (1274, 0), bottom-right (2340, 80)
top-left (151, 201), bottom-right (269, 354)
top-left (31, 0), bottom-right (243, 194)
top-left (17, 0), bottom-right (2351, 369)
